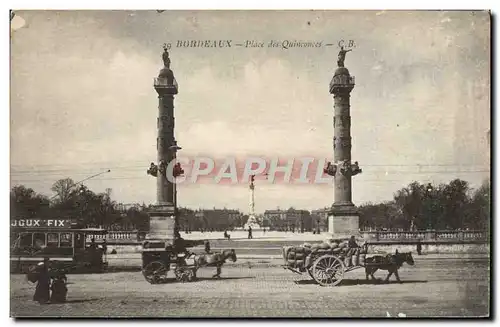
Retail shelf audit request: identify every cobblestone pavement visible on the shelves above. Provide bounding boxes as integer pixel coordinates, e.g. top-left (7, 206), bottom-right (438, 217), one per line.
top-left (10, 258), bottom-right (489, 318)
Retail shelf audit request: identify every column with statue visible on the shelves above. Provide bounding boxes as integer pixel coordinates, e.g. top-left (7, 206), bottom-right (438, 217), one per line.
top-left (145, 45), bottom-right (184, 243)
top-left (324, 46), bottom-right (362, 238)
top-left (244, 175), bottom-right (263, 231)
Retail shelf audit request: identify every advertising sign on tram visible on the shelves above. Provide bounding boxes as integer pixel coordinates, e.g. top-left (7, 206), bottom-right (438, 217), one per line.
top-left (10, 219), bottom-right (72, 228)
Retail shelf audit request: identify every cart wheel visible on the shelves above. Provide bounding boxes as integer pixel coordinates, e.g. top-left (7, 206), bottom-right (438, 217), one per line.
top-left (312, 255), bottom-right (345, 287)
top-left (143, 261), bottom-right (168, 284)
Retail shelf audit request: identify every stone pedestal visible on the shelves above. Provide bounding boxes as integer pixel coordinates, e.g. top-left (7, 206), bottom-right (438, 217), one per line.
top-left (328, 204), bottom-right (360, 239)
top-left (146, 204), bottom-right (176, 241)
top-left (244, 214), bottom-right (263, 231)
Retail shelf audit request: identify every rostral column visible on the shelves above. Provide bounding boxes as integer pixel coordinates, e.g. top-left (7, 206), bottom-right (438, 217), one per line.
top-left (146, 45), bottom-right (181, 243)
top-left (324, 46), bottom-right (362, 238)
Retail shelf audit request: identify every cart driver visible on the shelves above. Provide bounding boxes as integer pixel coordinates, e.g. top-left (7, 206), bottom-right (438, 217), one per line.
top-left (348, 235), bottom-right (368, 253)
top-left (348, 236), bottom-right (359, 248)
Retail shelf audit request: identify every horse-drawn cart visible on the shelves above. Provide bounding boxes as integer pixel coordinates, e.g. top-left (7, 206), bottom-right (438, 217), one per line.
top-left (282, 240), bottom-right (370, 286)
top-left (283, 239), bottom-right (416, 286)
top-left (141, 238), bottom-right (237, 284)
top-left (141, 238), bottom-right (202, 284)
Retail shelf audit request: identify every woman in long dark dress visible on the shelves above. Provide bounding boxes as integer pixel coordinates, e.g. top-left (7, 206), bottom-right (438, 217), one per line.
top-left (33, 258), bottom-right (51, 304)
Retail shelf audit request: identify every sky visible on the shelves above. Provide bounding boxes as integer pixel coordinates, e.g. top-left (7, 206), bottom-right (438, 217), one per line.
top-left (10, 10), bottom-right (491, 213)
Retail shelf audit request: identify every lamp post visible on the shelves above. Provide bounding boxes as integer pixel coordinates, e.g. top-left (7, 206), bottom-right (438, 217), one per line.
top-left (426, 184), bottom-right (433, 230)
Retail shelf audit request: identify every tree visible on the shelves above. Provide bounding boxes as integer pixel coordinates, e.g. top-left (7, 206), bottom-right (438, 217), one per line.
top-left (49, 184), bottom-right (118, 228)
top-left (393, 182), bottom-right (427, 229)
top-left (50, 178), bottom-right (75, 204)
top-left (465, 180), bottom-right (490, 230)
top-left (10, 185), bottom-right (50, 219)
top-left (358, 201), bottom-right (402, 230)
top-left (440, 179), bottom-right (470, 229)
top-left (390, 179), bottom-right (475, 230)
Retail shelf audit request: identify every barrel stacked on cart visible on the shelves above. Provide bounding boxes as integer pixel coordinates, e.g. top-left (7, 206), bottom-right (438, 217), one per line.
top-left (282, 239), bottom-right (369, 286)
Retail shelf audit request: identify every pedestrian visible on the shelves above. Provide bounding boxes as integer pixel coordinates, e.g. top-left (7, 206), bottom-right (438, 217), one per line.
top-left (416, 240), bottom-right (422, 255)
top-left (174, 229), bottom-right (181, 239)
top-left (248, 226), bottom-right (253, 239)
top-left (90, 237), bottom-right (97, 249)
top-left (204, 240), bottom-right (211, 254)
top-left (50, 272), bottom-right (68, 303)
top-left (102, 238), bottom-right (107, 254)
top-left (33, 257), bottom-right (51, 304)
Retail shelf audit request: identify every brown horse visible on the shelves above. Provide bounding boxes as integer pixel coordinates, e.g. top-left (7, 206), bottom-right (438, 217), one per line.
top-left (365, 250), bottom-right (415, 283)
top-left (195, 249), bottom-right (237, 278)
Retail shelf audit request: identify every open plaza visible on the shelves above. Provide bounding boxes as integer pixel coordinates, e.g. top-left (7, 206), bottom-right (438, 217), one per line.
top-left (11, 254), bottom-right (489, 318)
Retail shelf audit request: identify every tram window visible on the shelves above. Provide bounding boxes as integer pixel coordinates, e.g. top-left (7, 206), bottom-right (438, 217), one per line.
top-left (33, 233), bottom-right (46, 249)
top-left (75, 233), bottom-right (84, 248)
top-left (47, 233), bottom-right (59, 248)
top-left (60, 233), bottom-right (73, 247)
top-left (19, 233), bottom-right (33, 247)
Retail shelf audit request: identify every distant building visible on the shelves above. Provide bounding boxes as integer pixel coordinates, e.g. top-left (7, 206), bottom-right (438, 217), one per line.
top-left (264, 208), bottom-right (312, 232)
top-left (311, 208), bottom-right (330, 232)
top-left (189, 208), bottom-right (244, 231)
top-left (115, 203), bottom-right (142, 212)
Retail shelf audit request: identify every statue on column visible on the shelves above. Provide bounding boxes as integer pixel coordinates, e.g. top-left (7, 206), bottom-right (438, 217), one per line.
top-left (337, 46), bottom-right (352, 68)
top-left (147, 162), bottom-right (158, 177)
top-left (324, 161), bottom-right (337, 177)
top-left (351, 161), bottom-right (362, 176)
top-left (158, 160), bottom-right (167, 177)
top-left (339, 160), bottom-right (351, 176)
top-left (159, 44), bottom-right (175, 85)
top-left (339, 160), bottom-right (362, 177)
top-left (173, 162), bottom-right (184, 177)
top-left (162, 43), bottom-right (171, 68)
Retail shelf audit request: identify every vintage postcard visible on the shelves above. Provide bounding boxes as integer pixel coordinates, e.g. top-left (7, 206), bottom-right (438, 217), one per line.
top-left (10, 10), bottom-right (490, 318)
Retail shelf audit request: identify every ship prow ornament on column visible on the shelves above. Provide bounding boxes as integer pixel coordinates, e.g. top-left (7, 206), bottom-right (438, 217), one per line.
top-left (146, 44), bottom-right (180, 244)
top-left (325, 46), bottom-right (362, 239)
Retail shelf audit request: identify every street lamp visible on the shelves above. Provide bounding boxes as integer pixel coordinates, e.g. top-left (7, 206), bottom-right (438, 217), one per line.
top-left (425, 184), bottom-right (433, 230)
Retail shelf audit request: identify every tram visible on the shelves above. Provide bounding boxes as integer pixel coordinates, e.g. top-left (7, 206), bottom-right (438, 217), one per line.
top-left (10, 218), bottom-right (108, 273)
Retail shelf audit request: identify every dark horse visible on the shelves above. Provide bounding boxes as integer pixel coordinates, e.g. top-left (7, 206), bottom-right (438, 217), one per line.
top-left (195, 249), bottom-right (237, 278)
top-left (365, 250), bottom-right (415, 283)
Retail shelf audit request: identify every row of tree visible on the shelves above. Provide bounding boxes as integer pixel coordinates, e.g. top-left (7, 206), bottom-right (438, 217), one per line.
top-left (10, 178), bottom-right (149, 231)
top-left (358, 179), bottom-right (490, 231)
top-left (10, 177), bottom-right (490, 232)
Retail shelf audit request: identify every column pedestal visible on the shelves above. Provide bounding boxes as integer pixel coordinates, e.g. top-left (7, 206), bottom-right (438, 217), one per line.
top-left (328, 203), bottom-right (360, 239)
top-left (146, 204), bottom-right (176, 241)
